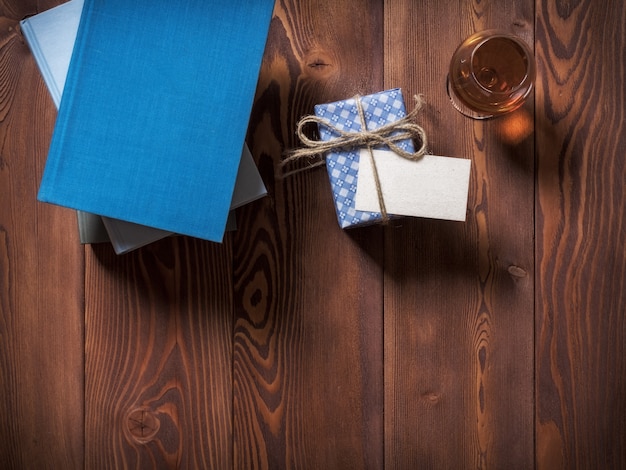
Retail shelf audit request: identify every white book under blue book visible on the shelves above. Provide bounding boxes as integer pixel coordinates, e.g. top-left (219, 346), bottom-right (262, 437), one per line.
top-left (21, 0), bottom-right (268, 254)
top-left (22, 0), bottom-right (109, 245)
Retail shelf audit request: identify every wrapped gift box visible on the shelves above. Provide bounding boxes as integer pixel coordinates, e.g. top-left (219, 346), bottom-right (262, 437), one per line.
top-left (313, 88), bottom-right (415, 228)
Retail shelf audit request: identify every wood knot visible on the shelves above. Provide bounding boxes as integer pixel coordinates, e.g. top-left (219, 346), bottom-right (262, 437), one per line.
top-left (125, 408), bottom-right (160, 443)
top-left (507, 265), bottom-right (528, 278)
top-left (302, 48), bottom-right (336, 79)
top-left (421, 391), bottom-right (442, 407)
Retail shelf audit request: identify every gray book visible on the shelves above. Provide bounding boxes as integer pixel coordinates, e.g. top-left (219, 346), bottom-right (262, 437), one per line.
top-left (21, 0), bottom-right (266, 253)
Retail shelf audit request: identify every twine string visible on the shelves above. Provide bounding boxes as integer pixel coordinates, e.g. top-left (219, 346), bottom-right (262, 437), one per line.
top-left (356, 97), bottom-right (390, 221)
top-left (281, 94), bottom-right (428, 222)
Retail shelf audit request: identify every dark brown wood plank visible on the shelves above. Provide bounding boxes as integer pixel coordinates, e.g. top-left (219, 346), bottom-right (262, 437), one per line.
top-left (535, 1), bottom-right (626, 468)
top-left (84, 237), bottom-right (233, 468)
top-left (0, 1), bottom-right (84, 467)
top-left (232, 1), bottom-right (385, 468)
top-left (383, 1), bottom-right (535, 468)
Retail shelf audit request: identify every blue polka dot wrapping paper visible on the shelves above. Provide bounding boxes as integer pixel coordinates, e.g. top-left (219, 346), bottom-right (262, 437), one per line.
top-left (313, 88), bottom-right (415, 229)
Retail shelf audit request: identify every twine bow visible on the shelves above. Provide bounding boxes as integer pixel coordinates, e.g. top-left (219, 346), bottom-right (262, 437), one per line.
top-left (281, 94), bottom-right (428, 223)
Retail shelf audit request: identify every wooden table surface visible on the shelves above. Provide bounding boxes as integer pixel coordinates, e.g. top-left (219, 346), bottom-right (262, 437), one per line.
top-left (2, 0), bottom-right (625, 468)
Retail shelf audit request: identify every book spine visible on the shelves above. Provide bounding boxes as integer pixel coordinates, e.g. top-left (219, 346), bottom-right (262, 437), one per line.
top-left (37, 0), bottom-right (94, 203)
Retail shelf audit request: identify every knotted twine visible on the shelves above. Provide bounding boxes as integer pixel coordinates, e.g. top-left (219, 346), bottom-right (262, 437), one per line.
top-left (280, 94), bottom-right (428, 223)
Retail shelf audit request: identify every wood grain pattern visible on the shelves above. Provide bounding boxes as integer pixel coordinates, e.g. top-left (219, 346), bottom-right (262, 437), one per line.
top-left (383, 0), bottom-right (535, 468)
top-left (1, 1), bottom-right (83, 467)
top-left (85, 237), bottom-right (233, 468)
top-left (2, 0), bottom-right (626, 468)
top-left (535, 1), bottom-right (626, 468)
top-left (232, 1), bottom-right (385, 468)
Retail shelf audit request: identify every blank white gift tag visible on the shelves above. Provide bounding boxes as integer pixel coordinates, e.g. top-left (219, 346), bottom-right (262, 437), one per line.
top-left (355, 149), bottom-right (471, 221)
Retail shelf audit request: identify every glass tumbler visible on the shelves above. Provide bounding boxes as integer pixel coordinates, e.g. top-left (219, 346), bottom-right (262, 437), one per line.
top-left (447, 30), bottom-right (536, 119)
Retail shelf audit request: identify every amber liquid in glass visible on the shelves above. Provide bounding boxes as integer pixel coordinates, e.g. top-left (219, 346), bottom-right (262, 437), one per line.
top-left (448, 32), bottom-right (535, 117)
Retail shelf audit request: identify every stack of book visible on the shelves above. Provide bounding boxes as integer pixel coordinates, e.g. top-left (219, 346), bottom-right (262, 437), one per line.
top-left (21, 0), bottom-right (273, 254)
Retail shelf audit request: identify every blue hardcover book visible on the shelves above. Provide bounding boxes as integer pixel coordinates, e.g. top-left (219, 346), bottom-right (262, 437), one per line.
top-left (22, 0), bottom-right (268, 253)
top-left (37, 0), bottom-right (274, 242)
